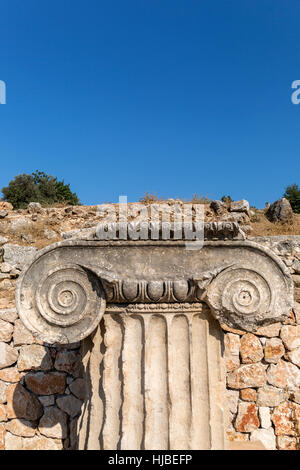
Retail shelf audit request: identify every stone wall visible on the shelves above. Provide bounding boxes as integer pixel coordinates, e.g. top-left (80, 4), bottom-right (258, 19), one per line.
top-left (0, 244), bottom-right (83, 450)
top-left (0, 236), bottom-right (299, 450)
top-left (226, 236), bottom-right (300, 450)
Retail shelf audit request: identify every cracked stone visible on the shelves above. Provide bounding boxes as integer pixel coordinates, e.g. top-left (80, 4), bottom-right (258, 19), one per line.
top-left (240, 388), bottom-right (257, 402)
top-left (226, 430), bottom-right (249, 442)
top-left (0, 404), bottom-right (7, 422)
top-left (264, 338), bottom-right (285, 364)
top-left (56, 395), bottom-right (82, 418)
top-left (17, 345), bottom-right (52, 372)
top-left (226, 390), bottom-right (239, 414)
top-left (235, 402), bottom-right (260, 433)
top-left (280, 325), bottom-right (300, 350)
top-left (0, 320), bottom-right (13, 343)
top-left (227, 363), bottom-right (267, 389)
top-left (250, 428), bottom-right (276, 450)
top-left (0, 308), bottom-right (18, 323)
top-left (287, 347), bottom-right (300, 367)
top-left (259, 407), bottom-right (271, 429)
top-left (267, 359), bottom-right (300, 391)
top-left (6, 383), bottom-right (43, 421)
top-left (69, 378), bottom-right (85, 401)
top-left (277, 435), bottom-right (297, 450)
top-left (0, 424), bottom-right (5, 449)
top-left (257, 385), bottom-right (286, 407)
top-left (224, 333), bottom-right (240, 372)
top-left (0, 342), bottom-right (18, 369)
top-left (240, 334), bottom-right (263, 364)
top-left (38, 395), bottom-right (55, 407)
top-left (0, 381), bottom-right (7, 404)
top-left (5, 431), bottom-right (23, 450)
top-left (256, 323), bottom-right (282, 338)
top-left (272, 402), bottom-right (300, 436)
top-left (54, 350), bottom-right (82, 377)
top-left (22, 435), bottom-right (63, 450)
top-left (13, 319), bottom-right (38, 346)
top-left (25, 372), bottom-right (66, 395)
top-left (5, 419), bottom-right (36, 437)
top-left (0, 367), bottom-right (22, 383)
top-left (39, 406), bottom-right (68, 439)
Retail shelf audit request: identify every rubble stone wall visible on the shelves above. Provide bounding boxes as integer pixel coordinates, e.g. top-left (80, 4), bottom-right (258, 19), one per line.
top-left (0, 235), bottom-right (299, 450)
top-left (0, 243), bottom-right (83, 450)
top-left (226, 236), bottom-right (300, 450)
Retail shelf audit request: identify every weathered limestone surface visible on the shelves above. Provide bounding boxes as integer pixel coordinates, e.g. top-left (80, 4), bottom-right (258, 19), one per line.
top-left (77, 305), bottom-right (227, 450)
top-left (265, 198), bottom-right (294, 224)
top-left (16, 237), bottom-right (293, 343)
top-left (12, 231), bottom-right (297, 451)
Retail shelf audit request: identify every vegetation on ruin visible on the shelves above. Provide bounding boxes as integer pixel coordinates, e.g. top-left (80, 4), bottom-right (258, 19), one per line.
top-left (1, 171), bottom-right (80, 209)
top-left (139, 192), bottom-right (163, 204)
top-left (221, 195), bottom-right (233, 207)
top-left (283, 183), bottom-right (300, 214)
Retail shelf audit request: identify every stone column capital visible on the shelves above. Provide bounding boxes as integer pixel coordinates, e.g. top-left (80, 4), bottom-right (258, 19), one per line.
top-left (16, 239), bottom-right (293, 344)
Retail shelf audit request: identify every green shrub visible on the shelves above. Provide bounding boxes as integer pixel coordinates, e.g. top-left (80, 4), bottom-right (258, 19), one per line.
top-left (283, 183), bottom-right (300, 214)
top-left (221, 195), bottom-right (233, 207)
top-left (1, 170), bottom-right (80, 209)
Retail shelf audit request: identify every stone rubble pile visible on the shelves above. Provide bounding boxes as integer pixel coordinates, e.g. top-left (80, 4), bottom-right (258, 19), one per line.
top-left (0, 196), bottom-right (295, 247)
top-left (265, 198), bottom-right (294, 224)
top-left (61, 199), bottom-right (253, 240)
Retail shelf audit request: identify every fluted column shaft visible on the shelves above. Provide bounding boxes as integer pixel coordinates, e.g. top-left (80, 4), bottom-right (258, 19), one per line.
top-left (78, 304), bottom-right (227, 450)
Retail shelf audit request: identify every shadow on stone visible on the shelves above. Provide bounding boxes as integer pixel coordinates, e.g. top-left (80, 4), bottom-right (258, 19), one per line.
top-left (10, 343), bottom-right (85, 450)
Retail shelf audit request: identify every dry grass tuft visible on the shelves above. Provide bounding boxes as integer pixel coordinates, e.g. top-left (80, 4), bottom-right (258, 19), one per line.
top-left (9, 220), bottom-right (61, 250)
top-left (251, 212), bottom-right (300, 236)
top-left (139, 192), bottom-right (165, 204)
top-left (189, 194), bottom-right (212, 204)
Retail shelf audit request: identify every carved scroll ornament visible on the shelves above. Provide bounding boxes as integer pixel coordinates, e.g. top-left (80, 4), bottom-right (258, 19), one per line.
top-left (16, 239), bottom-right (293, 343)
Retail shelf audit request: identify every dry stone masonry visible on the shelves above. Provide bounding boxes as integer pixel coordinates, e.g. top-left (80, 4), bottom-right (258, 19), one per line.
top-left (0, 206), bottom-right (299, 449)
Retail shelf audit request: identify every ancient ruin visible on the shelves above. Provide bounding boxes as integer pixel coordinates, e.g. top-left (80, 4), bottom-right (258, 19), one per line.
top-left (0, 201), bottom-right (298, 450)
top-left (14, 222), bottom-right (295, 450)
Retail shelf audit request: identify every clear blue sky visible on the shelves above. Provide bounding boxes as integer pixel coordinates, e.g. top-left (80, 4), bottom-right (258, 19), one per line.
top-left (0, 0), bottom-right (299, 208)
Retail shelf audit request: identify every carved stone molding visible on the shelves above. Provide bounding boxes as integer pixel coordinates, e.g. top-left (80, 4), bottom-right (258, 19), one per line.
top-left (78, 306), bottom-right (227, 450)
top-left (75, 221), bottom-right (246, 241)
top-left (16, 239), bottom-right (293, 343)
top-left (105, 302), bottom-right (205, 314)
top-left (15, 237), bottom-right (294, 450)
